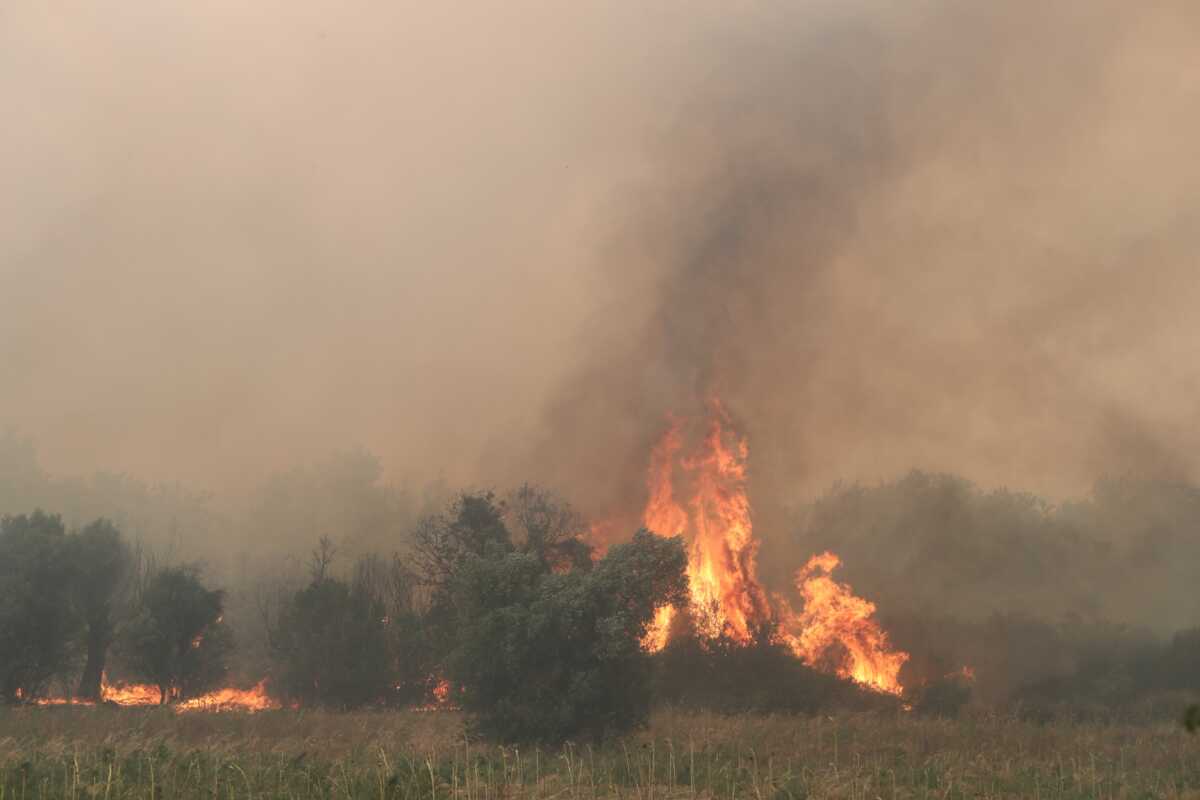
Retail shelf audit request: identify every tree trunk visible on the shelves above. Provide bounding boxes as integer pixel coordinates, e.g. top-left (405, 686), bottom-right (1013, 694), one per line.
top-left (77, 624), bottom-right (109, 701)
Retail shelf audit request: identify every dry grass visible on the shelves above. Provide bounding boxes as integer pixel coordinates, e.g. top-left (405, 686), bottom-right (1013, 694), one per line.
top-left (1, 705), bottom-right (1198, 798)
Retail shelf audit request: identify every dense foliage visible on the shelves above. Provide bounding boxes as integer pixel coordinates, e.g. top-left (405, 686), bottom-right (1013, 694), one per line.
top-left (117, 566), bottom-right (231, 703)
top-left (444, 530), bottom-right (687, 741)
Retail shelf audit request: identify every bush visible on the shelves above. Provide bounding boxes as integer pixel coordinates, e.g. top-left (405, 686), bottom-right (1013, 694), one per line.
top-left (271, 575), bottom-right (395, 708)
top-left (444, 530), bottom-right (687, 742)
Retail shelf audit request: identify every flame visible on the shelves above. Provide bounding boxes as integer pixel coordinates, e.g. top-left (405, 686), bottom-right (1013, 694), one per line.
top-left (779, 552), bottom-right (908, 695)
top-left (174, 680), bottom-right (278, 712)
top-left (638, 398), bottom-right (910, 696)
top-left (415, 676), bottom-right (458, 711)
top-left (102, 680), bottom-right (163, 706)
top-left (642, 400), bottom-right (770, 644)
top-left (28, 674), bottom-right (280, 712)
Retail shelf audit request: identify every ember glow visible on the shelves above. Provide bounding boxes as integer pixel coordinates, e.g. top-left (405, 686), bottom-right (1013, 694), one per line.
top-left (639, 399), bottom-right (910, 696)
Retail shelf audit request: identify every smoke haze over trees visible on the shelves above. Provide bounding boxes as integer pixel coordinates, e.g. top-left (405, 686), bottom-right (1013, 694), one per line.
top-left (4, 1), bottom-right (1200, 507)
top-left (4, 0), bottom-right (1200, 737)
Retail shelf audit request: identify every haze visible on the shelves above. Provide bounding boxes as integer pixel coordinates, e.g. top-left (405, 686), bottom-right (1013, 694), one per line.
top-left (4, 0), bottom-right (1200, 522)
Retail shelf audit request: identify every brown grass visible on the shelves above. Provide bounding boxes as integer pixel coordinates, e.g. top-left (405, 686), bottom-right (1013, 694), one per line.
top-left (1, 705), bottom-right (1198, 798)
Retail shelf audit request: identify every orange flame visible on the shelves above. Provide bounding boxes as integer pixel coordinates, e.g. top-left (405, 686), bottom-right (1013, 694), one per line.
top-left (174, 680), bottom-right (278, 712)
top-left (29, 675), bottom-right (280, 712)
top-left (642, 400), bottom-right (770, 645)
top-left (639, 399), bottom-right (910, 696)
top-left (779, 552), bottom-right (908, 695)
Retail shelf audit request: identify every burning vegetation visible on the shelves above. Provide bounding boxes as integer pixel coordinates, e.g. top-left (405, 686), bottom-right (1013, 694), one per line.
top-left (6, 419), bottom-right (1200, 741)
top-left (638, 398), bottom-right (909, 696)
top-left (33, 676), bottom-right (278, 712)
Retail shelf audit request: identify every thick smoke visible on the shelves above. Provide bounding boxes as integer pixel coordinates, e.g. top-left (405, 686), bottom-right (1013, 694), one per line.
top-left (5, 1), bottom-right (1200, 544)
top-left (524, 0), bottom-right (1200, 531)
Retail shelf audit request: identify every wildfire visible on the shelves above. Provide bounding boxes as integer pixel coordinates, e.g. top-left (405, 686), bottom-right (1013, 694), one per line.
top-left (639, 398), bottom-right (910, 696)
top-left (174, 681), bottom-right (278, 712)
top-left (778, 552), bottom-right (908, 695)
top-left (28, 675), bottom-right (280, 712)
top-left (642, 401), bottom-right (770, 645)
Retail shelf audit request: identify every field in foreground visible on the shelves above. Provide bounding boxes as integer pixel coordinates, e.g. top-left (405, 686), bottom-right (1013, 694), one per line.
top-left (1, 707), bottom-right (1199, 799)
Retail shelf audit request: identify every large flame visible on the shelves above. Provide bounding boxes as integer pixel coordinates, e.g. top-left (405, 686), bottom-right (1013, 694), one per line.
top-left (778, 552), bottom-right (908, 695)
top-left (639, 399), bottom-right (909, 696)
top-left (642, 401), bottom-right (770, 644)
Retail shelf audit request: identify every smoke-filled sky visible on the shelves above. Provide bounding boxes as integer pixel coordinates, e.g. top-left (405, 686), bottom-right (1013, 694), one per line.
top-left (3, 0), bottom-right (1199, 517)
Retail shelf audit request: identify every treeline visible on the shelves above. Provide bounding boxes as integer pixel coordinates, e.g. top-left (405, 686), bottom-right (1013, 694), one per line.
top-left (0, 487), bottom-right (700, 742)
top-left (772, 470), bottom-right (1200, 716)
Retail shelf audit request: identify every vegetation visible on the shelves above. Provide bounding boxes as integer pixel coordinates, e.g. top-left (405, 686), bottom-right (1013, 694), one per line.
top-left (69, 518), bottom-right (133, 700)
top-left (5, 442), bottom-right (1200, 744)
top-left (270, 566), bottom-right (396, 708)
top-left (3, 706), bottom-right (1200, 799)
top-left (0, 512), bottom-right (79, 703)
top-left (116, 566), bottom-right (231, 704)
top-left (444, 530), bottom-right (687, 742)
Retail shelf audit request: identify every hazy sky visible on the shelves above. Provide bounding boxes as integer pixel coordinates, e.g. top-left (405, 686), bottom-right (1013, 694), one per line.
top-left (4, 0), bottom-right (1200, 519)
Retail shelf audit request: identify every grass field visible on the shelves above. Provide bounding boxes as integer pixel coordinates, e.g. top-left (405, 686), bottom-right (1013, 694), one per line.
top-left (2, 706), bottom-right (1198, 799)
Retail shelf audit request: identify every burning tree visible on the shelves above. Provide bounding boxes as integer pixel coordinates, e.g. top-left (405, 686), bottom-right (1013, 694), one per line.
top-left (116, 565), bottom-right (231, 704)
top-left (636, 398), bottom-right (910, 696)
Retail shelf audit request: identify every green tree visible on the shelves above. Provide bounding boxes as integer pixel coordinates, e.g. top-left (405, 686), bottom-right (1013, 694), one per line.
top-left (504, 484), bottom-right (593, 572)
top-left (117, 566), bottom-right (230, 704)
top-left (69, 519), bottom-right (133, 699)
top-left (0, 511), bottom-right (78, 703)
top-left (443, 529), bottom-right (688, 742)
top-left (270, 572), bottom-right (395, 708)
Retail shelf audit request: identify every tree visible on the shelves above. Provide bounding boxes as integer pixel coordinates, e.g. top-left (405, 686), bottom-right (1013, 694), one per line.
top-left (0, 511), bottom-right (78, 703)
top-left (270, 561), bottom-right (395, 708)
top-left (504, 484), bottom-right (593, 572)
top-left (69, 519), bottom-right (133, 700)
top-left (410, 491), bottom-right (513, 595)
top-left (410, 490), bottom-right (515, 658)
top-left (117, 566), bottom-right (230, 704)
top-left (443, 529), bottom-right (688, 742)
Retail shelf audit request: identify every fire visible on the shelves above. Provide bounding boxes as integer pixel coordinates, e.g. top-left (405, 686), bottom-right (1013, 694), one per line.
top-left (779, 552), bottom-right (908, 695)
top-left (642, 401), bottom-right (770, 644)
top-left (415, 676), bottom-right (458, 711)
top-left (28, 675), bottom-right (280, 712)
top-left (102, 680), bottom-right (162, 706)
top-left (639, 398), bottom-right (910, 696)
top-left (174, 680), bottom-right (278, 712)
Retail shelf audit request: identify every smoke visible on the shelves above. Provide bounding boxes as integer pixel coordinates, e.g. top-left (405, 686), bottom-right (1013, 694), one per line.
top-left (524, 0), bottom-right (1200, 529)
top-left (5, 0), bottom-right (1200, 528)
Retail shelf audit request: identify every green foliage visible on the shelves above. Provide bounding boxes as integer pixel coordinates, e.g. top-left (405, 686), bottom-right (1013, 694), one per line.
top-left (505, 484), bottom-right (594, 572)
top-left (271, 573), bottom-right (395, 708)
top-left (117, 566), bottom-right (230, 702)
top-left (68, 518), bottom-right (133, 699)
top-left (443, 529), bottom-right (688, 742)
top-left (0, 511), bottom-right (79, 702)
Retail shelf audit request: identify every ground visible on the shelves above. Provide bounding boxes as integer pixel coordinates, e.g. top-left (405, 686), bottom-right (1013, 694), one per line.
top-left (1, 707), bottom-right (1198, 799)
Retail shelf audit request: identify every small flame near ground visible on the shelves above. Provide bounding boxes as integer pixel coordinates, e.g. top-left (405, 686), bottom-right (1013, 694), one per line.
top-left (29, 675), bottom-right (279, 712)
top-left (638, 397), bottom-right (910, 696)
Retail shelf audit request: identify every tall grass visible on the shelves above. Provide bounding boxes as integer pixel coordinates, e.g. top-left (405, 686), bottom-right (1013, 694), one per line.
top-left (1, 705), bottom-right (1197, 798)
